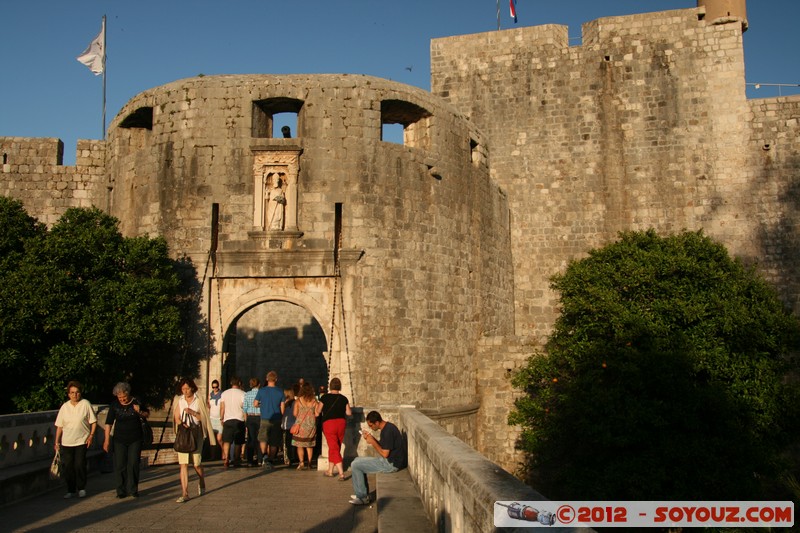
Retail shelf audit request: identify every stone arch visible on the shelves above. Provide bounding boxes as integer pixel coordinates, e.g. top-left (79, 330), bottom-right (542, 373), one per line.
top-left (211, 281), bottom-right (353, 395)
top-left (218, 287), bottom-right (333, 350)
top-left (119, 106), bottom-right (153, 130)
top-left (222, 300), bottom-right (329, 390)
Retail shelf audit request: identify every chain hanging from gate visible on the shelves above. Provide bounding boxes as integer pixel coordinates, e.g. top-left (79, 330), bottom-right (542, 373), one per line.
top-left (327, 212), bottom-right (355, 405)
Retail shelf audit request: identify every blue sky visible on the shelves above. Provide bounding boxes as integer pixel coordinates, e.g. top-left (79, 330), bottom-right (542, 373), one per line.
top-left (2, 1), bottom-right (798, 164)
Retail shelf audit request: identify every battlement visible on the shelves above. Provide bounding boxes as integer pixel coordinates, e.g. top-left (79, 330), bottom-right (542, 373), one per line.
top-left (582, 7), bottom-right (705, 47)
top-left (1, 137), bottom-right (106, 169)
top-left (0, 137), bottom-right (64, 168)
top-left (432, 23), bottom-right (569, 54)
top-left (0, 136), bottom-right (107, 225)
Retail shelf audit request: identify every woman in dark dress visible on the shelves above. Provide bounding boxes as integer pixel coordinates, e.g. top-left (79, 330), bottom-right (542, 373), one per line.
top-left (102, 382), bottom-right (149, 498)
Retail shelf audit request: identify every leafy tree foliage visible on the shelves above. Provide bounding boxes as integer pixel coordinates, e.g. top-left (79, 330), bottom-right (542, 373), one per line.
top-left (0, 198), bottom-right (48, 407)
top-left (0, 200), bottom-right (193, 412)
top-left (509, 229), bottom-right (800, 500)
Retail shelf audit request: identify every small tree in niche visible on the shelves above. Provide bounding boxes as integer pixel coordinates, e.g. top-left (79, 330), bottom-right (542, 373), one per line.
top-left (509, 229), bottom-right (800, 500)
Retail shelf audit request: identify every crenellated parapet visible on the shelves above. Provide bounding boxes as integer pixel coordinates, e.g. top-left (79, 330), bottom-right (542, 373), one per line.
top-left (0, 137), bottom-right (107, 225)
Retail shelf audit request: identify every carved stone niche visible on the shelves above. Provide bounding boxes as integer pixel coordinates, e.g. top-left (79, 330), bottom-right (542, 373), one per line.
top-left (251, 147), bottom-right (303, 249)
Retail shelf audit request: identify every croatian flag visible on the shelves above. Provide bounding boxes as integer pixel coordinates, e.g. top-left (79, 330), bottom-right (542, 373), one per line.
top-left (510, 0), bottom-right (518, 23)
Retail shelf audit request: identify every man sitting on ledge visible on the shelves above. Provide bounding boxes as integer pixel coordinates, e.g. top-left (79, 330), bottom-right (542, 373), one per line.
top-left (349, 410), bottom-right (407, 505)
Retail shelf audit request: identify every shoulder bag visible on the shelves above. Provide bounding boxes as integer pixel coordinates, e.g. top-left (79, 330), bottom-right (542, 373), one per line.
top-left (290, 401), bottom-right (313, 435)
top-left (173, 412), bottom-right (197, 453)
top-left (134, 398), bottom-right (154, 447)
top-left (140, 416), bottom-right (154, 448)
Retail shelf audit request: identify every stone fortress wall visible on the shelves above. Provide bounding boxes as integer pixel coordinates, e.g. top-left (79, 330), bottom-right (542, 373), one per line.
top-left (1, 2), bottom-right (798, 472)
top-left (433, 6), bottom-right (761, 339)
top-left (431, 4), bottom-right (800, 469)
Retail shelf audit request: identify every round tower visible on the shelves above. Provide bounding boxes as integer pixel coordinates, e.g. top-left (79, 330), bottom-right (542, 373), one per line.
top-left (698, 0), bottom-right (748, 31)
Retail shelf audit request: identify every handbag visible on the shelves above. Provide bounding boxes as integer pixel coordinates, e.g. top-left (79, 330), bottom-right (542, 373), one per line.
top-left (50, 448), bottom-right (63, 479)
top-left (140, 417), bottom-right (154, 447)
top-left (173, 413), bottom-right (197, 453)
top-left (290, 400), bottom-right (314, 436)
top-left (133, 398), bottom-right (153, 447)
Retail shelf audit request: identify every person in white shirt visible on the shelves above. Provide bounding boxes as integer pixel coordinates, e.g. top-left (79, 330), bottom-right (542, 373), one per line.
top-left (207, 379), bottom-right (223, 454)
top-left (219, 376), bottom-right (246, 468)
top-left (54, 380), bottom-right (97, 499)
top-left (172, 377), bottom-right (215, 503)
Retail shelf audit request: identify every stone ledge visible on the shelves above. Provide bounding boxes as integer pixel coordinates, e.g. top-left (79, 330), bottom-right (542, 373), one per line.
top-left (377, 469), bottom-right (433, 533)
top-left (399, 407), bottom-right (595, 532)
top-left (215, 248), bottom-right (364, 278)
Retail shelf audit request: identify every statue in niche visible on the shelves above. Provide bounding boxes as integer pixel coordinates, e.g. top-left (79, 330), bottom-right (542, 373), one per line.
top-left (264, 173), bottom-right (287, 231)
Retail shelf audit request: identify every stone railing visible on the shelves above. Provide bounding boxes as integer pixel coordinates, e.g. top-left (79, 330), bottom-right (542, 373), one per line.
top-left (0, 407), bottom-right (109, 505)
top-left (398, 407), bottom-right (592, 532)
top-left (0, 411), bottom-right (59, 469)
top-left (0, 407), bottom-right (107, 470)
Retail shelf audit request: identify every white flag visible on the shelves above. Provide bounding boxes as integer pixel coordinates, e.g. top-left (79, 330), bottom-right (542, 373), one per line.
top-left (77, 19), bottom-right (105, 75)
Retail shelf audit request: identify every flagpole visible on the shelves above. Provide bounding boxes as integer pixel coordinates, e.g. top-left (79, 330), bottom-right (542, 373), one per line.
top-left (102, 14), bottom-right (107, 140)
top-left (76, 16), bottom-right (107, 138)
top-left (497, 0), bottom-right (501, 30)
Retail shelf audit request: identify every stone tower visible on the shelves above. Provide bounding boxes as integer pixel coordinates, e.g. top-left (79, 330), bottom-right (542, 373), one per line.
top-left (431, 5), bottom-right (756, 340)
top-left (698, 0), bottom-right (748, 30)
top-left (103, 74), bottom-right (514, 444)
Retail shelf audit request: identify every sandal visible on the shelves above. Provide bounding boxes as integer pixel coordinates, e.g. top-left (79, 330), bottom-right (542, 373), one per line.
top-left (323, 472), bottom-right (335, 477)
top-left (176, 495), bottom-right (189, 503)
top-left (339, 475), bottom-right (347, 481)
top-left (296, 463), bottom-right (305, 470)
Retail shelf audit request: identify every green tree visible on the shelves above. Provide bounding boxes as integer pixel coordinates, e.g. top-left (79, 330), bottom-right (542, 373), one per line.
top-left (0, 198), bottom-right (48, 409)
top-left (509, 229), bottom-right (800, 500)
top-left (0, 202), bottom-right (193, 412)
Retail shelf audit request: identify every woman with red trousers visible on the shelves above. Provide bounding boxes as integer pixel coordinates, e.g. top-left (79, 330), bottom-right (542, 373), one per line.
top-left (315, 377), bottom-right (351, 480)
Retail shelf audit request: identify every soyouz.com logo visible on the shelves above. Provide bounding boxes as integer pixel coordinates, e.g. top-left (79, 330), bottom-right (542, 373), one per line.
top-left (493, 501), bottom-right (794, 528)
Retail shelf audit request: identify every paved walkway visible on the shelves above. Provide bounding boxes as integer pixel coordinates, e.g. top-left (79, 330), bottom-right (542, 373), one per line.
top-left (2, 461), bottom-right (378, 533)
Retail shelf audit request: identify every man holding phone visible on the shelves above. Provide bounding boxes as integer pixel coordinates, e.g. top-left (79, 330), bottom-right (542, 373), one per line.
top-left (349, 411), bottom-right (406, 505)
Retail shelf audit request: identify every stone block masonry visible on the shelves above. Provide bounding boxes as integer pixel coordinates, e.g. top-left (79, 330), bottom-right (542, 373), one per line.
top-left (431, 7), bottom-right (766, 341)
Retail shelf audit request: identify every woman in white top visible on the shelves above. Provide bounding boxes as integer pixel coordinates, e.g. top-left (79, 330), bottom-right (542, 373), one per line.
top-left (207, 379), bottom-right (223, 452)
top-left (54, 380), bottom-right (97, 499)
top-left (172, 378), bottom-right (214, 503)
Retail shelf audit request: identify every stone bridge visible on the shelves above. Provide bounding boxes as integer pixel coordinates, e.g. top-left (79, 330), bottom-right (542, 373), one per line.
top-left (0, 407), bottom-right (590, 532)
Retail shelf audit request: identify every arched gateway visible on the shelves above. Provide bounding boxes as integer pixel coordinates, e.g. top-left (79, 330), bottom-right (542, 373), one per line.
top-left (209, 274), bottom-right (358, 400)
top-left (223, 300), bottom-right (329, 394)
